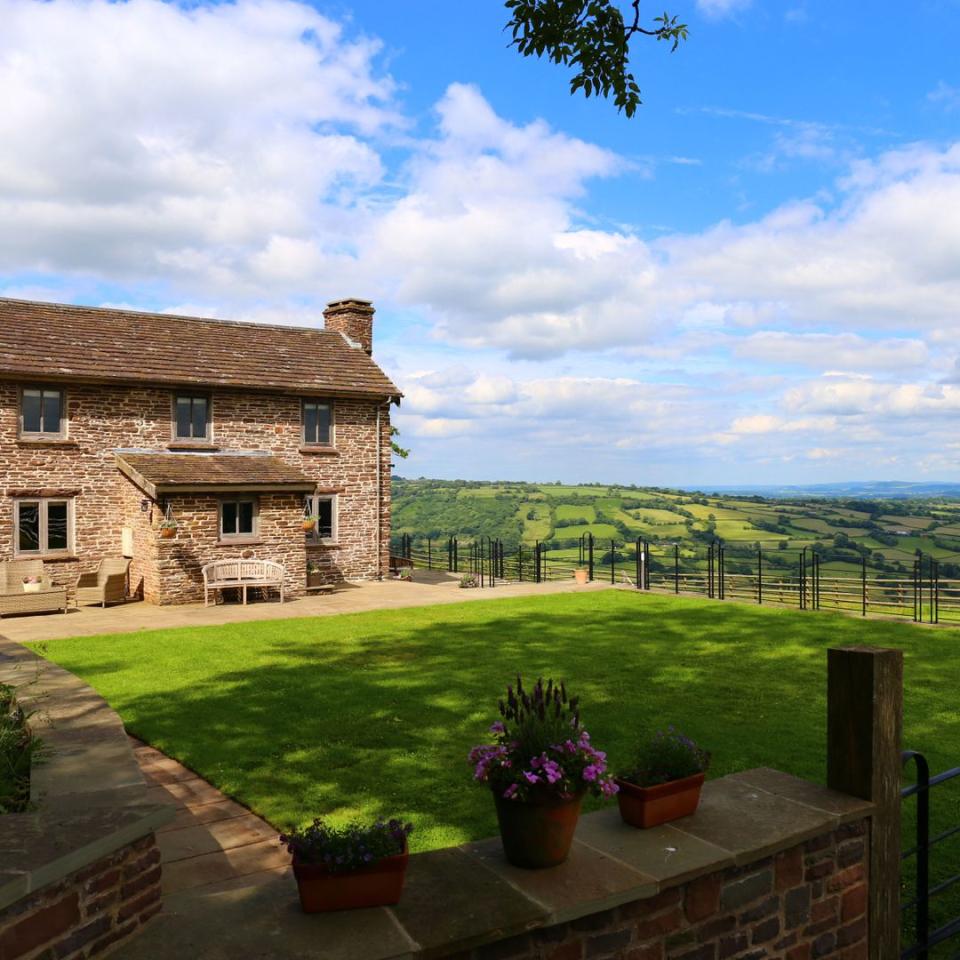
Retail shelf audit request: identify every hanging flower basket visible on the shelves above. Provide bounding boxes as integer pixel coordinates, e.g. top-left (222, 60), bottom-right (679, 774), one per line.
top-left (303, 517), bottom-right (318, 533)
top-left (159, 503), bottom-right (178, 539)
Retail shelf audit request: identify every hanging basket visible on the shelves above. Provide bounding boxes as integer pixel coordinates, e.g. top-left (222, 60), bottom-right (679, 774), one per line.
top-left (159, 502), bottom-right (178, 539)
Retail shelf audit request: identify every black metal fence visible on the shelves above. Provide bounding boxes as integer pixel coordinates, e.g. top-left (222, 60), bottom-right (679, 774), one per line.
top-left (394, 532), bottom-right (955, 624)
top-left (901, 750), bottom-right (960, 958)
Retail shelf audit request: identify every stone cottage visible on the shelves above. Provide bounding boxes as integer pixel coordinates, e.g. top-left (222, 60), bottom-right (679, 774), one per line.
top-left (0, 297), bottom-right (400, 604)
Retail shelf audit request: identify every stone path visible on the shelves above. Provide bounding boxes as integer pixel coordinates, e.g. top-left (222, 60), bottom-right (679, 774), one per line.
top-left (131, 737), bottom-right (290, 898)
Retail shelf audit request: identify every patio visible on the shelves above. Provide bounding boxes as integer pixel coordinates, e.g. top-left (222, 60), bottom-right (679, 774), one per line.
top-left (0, 572), bottom-right (605, 644)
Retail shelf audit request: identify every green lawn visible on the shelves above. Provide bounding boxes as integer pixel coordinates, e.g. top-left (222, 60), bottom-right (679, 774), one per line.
top-left (27, 590), bottom-right (960, 868)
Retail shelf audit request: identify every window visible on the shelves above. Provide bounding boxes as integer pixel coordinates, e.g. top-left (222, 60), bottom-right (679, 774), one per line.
top-left (14, 499), bottom-right (73, 556)
top-left (174, 395), bottom-right (210, 441)
top-left (21, 387), bottom-right (64, 437)
top-left (302, 400), bottom-right (333, 446)
top-left (220, 498), bottom-right (258, 540)
top-left (306, 495), bottom-right (337, 543)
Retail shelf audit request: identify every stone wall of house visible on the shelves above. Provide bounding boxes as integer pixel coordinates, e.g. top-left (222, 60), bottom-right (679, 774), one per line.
top-left (0, 379), bottom-right (393, 601)
top-left (454, 823), bottom-right (868, 960)
top-left (0, 835), bottom-right (162, 960)
top-left (151, 491), bottom-right (307, 604)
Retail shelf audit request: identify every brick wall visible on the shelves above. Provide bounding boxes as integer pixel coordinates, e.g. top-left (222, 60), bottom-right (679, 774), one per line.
top-left (0, 380), bottom-right (393, 600)
top-left (456, 823), bottom-right (868, 960)
top-left (0, 833), bottom-right (162, 960)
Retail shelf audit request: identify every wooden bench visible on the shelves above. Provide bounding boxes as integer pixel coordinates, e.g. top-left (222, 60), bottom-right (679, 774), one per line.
top-left (201, 559), bottom-right (286, 607)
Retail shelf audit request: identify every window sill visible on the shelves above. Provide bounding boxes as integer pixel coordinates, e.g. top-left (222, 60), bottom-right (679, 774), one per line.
top-left (307, 541), bottom-right (340, 549)
top-left (167, 442), bottom-right (220, 452)
top-left (14, 553), bottom-right (78, 562)
top-left (216, 539), bottom-right (264, 548)
top-left (17, 439), bottom-right (79, 449)
top-left (299, 446), bottom-right (339, 456)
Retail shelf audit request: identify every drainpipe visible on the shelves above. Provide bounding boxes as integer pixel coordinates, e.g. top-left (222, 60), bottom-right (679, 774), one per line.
top-left (376, 398), bottom-right (394, 580)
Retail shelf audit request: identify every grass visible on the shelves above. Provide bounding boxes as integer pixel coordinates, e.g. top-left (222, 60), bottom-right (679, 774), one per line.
top-left (27, 591), bottom-right (960, 857)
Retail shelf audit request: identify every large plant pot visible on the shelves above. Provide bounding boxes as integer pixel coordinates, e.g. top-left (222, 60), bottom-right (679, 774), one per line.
top-left (573, 568), bottom-right (589, 585)
top-left (493, 790), bottom-right (583, 869)
top-left (159, 527), bottom-right (176, 540)
top-left (615, 772), bottom-right (705, 829)
top-left (292, 845), bottom-right (409, 913)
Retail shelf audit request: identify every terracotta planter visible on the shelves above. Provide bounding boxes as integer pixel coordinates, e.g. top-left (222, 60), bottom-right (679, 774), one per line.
top-left (615, 772), bottom-right (705, 829)
top-left (303, 520), bottom-right (317, 533)
top-left (307, 572), bottom-right (324, 588)
top-left (573, 568), bottom-right (589, 585)
top-left (493, 790), bottom-right (583, 869)
top-left (159, 527), bottom-right (176, 540)
top-left (292, 845), bottom-right (409, 913)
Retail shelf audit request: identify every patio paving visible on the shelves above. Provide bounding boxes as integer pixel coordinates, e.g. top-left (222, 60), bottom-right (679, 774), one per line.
top-left (131, 736), bottom-right (290, 897)
top-left (0, 571), bottom-right (608, 644)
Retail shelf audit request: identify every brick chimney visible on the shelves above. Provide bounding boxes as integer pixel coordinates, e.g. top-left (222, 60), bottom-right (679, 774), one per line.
top-left (323, 298), bottom-right (375, 355)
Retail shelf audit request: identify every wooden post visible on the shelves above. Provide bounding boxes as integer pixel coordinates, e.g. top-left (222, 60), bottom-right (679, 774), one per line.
top-left (827, 646), bottom-right (903, 960)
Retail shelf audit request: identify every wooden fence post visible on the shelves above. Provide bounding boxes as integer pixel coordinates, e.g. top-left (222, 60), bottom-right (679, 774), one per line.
top-left (827, 645), bottom-right (903, 960)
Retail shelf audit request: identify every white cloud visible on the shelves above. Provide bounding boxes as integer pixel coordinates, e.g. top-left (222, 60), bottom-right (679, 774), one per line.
top-left (0, 0), bottom-right (394, 289)
top-left (928, 81), bottom-right (960, 112)
top-left (736, 332), bottom-right (928, 370)
top-left (696, 0), bottom-right (752, 18)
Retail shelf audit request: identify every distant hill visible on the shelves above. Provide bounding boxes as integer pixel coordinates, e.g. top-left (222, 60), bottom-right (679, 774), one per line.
top-left (391, 476), bottom-right (960, 577)
top-left (702, 481), bottom-right (960, 499)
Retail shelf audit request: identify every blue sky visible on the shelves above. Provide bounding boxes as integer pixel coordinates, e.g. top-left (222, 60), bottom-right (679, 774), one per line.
top-left (2, 0), bottom-right (960, 485)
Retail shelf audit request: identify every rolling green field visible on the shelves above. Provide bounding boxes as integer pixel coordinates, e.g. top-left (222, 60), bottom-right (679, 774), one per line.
top-left (392, 478), bottom-right (960, 590)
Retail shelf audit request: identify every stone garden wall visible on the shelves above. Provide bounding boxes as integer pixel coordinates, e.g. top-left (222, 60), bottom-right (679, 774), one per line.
top-left (0, 643), bottom-right (173, 960)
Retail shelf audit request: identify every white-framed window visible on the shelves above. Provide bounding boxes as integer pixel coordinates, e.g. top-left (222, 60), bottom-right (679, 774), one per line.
top-left (174, 394), bottom-right (211, 441)
top-left (219, 497), bottom-right (258, 541)
top-left (14, 499), bottom-right (73, 556)
top-left (306, 494), bottom-right (337, 544)
top-left (20, 386), bottom-right (65, 438)
top-left (302, 399), bottom-right (333, 446)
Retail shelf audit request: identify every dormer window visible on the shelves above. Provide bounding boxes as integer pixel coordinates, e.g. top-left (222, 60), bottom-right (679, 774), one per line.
top-left (174, 394), bottom-right (210, 442)
top-left (302, 400), bottom-right (333, 446)
top-left (20, 387), bottom-right (65, 438)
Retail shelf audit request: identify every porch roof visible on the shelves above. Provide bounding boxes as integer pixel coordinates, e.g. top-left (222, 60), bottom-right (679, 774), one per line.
top-left (116, 453), bottom-right (317, 498)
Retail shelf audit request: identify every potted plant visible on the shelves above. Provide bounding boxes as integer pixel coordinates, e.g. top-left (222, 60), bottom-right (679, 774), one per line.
top-left (469, 677), bottom-right (617, 869)
top-left (573, 568), bottom-right (589, 585)
top-left (279, 818), bottom-right (413, 913)
top-left (303, 515), bottom-right (318, 533)
top-left (397, 566), bottom-right (413, 582)
top-left (159, 520), bottom-right (178, 540)
top-left (306, 561), bottom-right (324, 589)
top-left (22, 575), bottom-right (43, 594)
top-left (615, 727), bottom-right (710, 829)
top-left (459, 573), bottom-right (479, 589)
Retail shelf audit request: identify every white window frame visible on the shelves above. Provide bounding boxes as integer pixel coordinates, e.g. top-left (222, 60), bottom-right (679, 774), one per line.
top-left (19, 386), bottom-right (67, 439)
top-left (173, 393), bottom-right (212, 442)
top-left (218, 497), bottom-right (259, 542)
top-left (306, 494), bottom-right (338, 545)
top-left (13, 498), bottom-right (75, 557)
top-left (301, 399), bottom-right (334, 447)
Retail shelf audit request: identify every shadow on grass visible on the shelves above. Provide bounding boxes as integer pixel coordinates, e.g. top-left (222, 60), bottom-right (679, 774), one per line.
top-left (28, 591), bottom-right (960, 858)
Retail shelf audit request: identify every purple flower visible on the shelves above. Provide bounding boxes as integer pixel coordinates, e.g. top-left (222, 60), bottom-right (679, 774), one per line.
top-left (523, 771), bottom-right (540, 785)
top-left (490, 721), bottom-right (506, 735)
top-left (503, 783), bottom-right (519, 800)
top-left (582, 764), bottom-right (600, 782)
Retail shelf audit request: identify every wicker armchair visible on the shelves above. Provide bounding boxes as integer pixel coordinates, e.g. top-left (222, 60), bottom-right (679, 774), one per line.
top-left (0, 560), bottom-right (68, 617)
top-left (75, 559), bottom-right (131, 608)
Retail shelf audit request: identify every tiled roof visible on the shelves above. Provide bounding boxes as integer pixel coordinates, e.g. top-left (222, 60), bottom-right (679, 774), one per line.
top-left (116, 453), bottom-right (317, 496)
top-left (0, 298), bottom-right (400, 398)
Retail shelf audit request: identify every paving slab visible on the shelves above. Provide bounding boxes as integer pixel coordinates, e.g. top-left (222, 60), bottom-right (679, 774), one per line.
top-left (390, 846), bottom-right (546, 959)
top-left (668, 777), bottom-right (840, 865)
top-left (157, 797), bottom-right (255, 833)
top-left (575, 806), bottom-right (735, 887)
top-left (161, 838), bottom-right (291, 895)
top-left (144, 776), bottom-right (230, 808)
top-left (465, 835), bottom-right (657, 924)
top-left (158, 814), bottom-right (278, 863)
top-left (727, 767), bottom-right (874, 822)
top-left (115, 870), bottom-right (417, 960)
